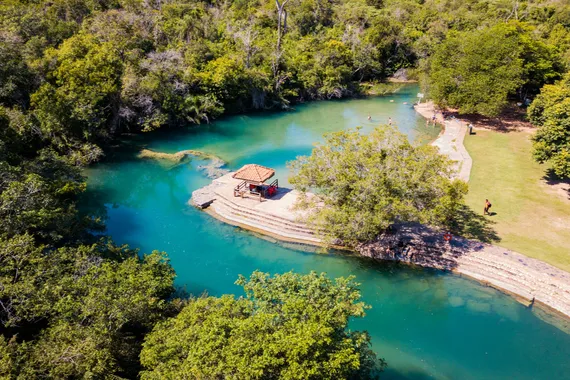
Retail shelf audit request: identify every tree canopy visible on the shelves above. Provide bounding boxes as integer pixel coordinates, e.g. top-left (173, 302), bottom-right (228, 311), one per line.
top-left (529, 73), bottom-right (570, 178)
top-left (426, 22), bottom-right (562, 116)
top-left (1, 0), bottom-right (570, 376)
top-left (288, 126), bottom-right (468, 246)
top-left (0, 99), bottom-right (178, 377)
top-left (140, 271), bottom-right (384, 380)
top-left (1, 0), bottom-right (569, 160)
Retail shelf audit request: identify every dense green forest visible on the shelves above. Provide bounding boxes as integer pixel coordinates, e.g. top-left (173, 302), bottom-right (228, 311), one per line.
top-left (1, 0), bottom-right (570, 161)
top-left (1, 0), bottom-right (570, 378)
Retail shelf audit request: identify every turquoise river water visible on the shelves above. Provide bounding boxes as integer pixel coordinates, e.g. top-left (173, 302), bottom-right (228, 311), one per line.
top-left (85, 86), bottom-right (570, 379)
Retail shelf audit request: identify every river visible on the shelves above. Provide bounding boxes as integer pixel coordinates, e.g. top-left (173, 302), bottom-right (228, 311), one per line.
top-left (84, 85), bottom-right (570, 379)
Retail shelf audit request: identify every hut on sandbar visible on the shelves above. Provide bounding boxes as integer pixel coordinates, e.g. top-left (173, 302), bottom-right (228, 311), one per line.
top-left (232, 164), bottom-right (279, 201)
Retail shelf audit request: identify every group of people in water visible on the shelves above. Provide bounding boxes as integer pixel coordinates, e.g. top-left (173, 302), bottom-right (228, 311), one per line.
top-left (367, 115), bottom-right (393, 126)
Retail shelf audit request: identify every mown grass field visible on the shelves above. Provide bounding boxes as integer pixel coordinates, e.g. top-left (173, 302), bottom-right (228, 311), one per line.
top-left (464, 129), bottom-right (570, 272)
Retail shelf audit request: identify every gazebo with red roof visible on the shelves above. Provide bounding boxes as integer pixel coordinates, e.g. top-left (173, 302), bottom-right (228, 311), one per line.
top-left (233, 164), bottom-right (279, 201)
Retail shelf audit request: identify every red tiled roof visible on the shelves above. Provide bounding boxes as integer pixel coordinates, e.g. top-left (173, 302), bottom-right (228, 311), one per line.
top-left (232, 164), bottom-right (275, 183)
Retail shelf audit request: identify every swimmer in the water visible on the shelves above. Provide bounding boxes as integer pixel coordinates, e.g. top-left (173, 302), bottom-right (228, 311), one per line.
top-left (368, 115), bottom-right (371, 120)
top-left (388, 117), bottom-right (392, 125)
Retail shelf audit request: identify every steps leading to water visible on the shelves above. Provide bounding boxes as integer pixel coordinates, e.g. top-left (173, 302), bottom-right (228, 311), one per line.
top-left (192, 172), bottom-right (570, 319)
top-left (210, 193), bottom-right (321, 244)
top-left (213, 191), bottom-right (313, 231)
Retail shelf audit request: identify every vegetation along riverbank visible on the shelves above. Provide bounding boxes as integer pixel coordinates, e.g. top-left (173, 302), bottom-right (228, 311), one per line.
top-left (190, 118), bottom-right (570, 322)
top-left (2, 0), bottom-right (570, 377)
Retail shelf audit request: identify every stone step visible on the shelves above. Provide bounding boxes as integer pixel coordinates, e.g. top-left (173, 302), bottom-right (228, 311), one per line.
top-left (458, 250), bottom-right (535, 276)
top-left (453, 251), bottom-right (570, 315)
top-left (460, 254), bottom-right (570, 302)
top-left (458, 268), bottom-right (535, 302)
top-left (458, 267), bottom-right (535, 298)
top-left (462, 264), bottom-right (570, 314)
top-left (217, 204), bottom-right (318, 239)
top-left (212, 206), bottom-right (321, 244)
top-left (214, 195), bottom-right (318, 234)
top-left (470, 251), bottom-right (570, 294)
top-left (213, 198), bottom-right (317, 237)
top-left (214, 190), bottom-right (313, 230)
top-left (460, 255), bottom-right (531, 281)
top-left (456, 258), bottom-right (537, 296)
top-left (418, 249), bottom-right (536, 291)
top-left (211, 201), bottom-right (322, 243)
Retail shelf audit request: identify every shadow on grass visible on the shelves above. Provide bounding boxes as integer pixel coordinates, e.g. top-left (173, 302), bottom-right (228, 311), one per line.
top-left (443, 104), bottom-right (533, 133)
top-left (448, 205), bottom-right (501, 244)
top-left (542, 169), bottom-right (570, 200)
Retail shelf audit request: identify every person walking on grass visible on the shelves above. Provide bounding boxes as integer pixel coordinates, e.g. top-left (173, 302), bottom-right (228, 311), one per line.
top-left (484, 199), bottom-right (492, 215)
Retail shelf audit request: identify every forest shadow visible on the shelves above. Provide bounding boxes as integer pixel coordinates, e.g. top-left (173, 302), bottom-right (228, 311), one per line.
top-left (449, 205), bottom-right (501, 243)
top-left (444, 105), bottom-right (533, 133)
top-left (542, 169), bottom-right (570, 200)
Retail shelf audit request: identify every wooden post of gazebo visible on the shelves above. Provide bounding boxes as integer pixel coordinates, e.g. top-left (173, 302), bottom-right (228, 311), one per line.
top-left (232, 164), bottom-right (278, 201)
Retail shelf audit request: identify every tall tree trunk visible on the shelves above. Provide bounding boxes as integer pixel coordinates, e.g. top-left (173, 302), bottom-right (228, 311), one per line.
top-left (274, 0), bottom-right (289, 89)
top-left (275, 0), bottom-right (289, 52)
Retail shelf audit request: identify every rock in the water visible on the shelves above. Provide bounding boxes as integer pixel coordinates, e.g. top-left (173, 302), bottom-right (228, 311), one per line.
top-left (191, 182), bottom-right (221, 208)
top-left (197, 157), bottom-right (230, 179)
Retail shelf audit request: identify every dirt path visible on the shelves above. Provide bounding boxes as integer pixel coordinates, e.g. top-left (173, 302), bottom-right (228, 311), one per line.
top-left (415, 102), bottom-right (472, 182)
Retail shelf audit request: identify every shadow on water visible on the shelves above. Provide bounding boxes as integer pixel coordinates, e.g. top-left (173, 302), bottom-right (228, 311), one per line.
top-left (79, 187), bottom-right (112, 220)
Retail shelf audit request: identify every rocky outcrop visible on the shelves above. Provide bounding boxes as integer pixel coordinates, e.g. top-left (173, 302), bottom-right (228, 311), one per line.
top-left (138, 148), bottom-right (203, 162)
top-left (358, 224), bottom-right (570, 322)
top-left (358, 225), bottom-right (458, 270)
top-left (139, 149), bottom-right (230, 178)
top-left (191, 182), bottom-right (222, 209)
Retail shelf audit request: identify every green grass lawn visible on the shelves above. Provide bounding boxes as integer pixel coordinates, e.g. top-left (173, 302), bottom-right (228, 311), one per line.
top-left (464, 129), bottom-right (570, 272)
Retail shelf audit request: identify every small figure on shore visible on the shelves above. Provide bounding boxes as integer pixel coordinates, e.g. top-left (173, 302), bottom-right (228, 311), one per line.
top-left (368, 114), bottom-right (371, 121)
top-left (484, 199), bottom-right (492, 215)
top-left (426, 119), bottom-right (429, 127)
top-left (388, 117), bottom-right (392, 125)
top-left (432, 114), bottom-right (436, 125)
top-left (468, 123), bottom-right (473, 135)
